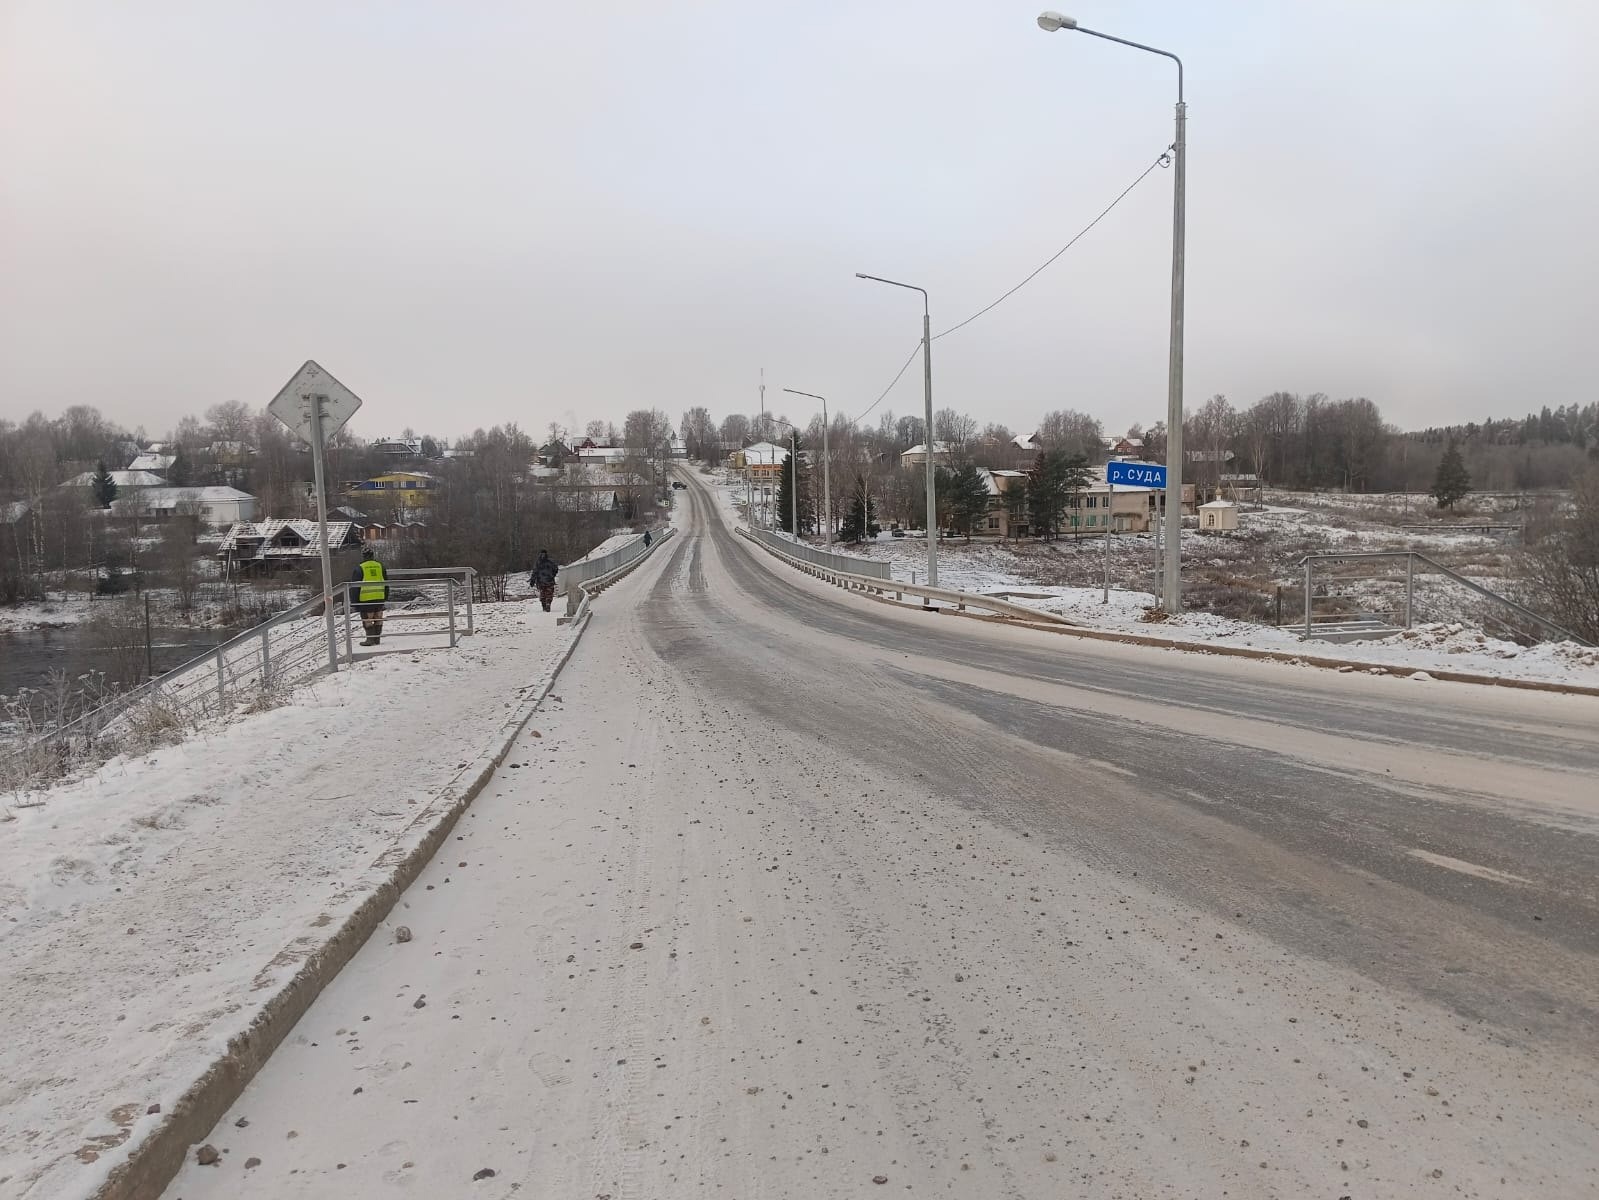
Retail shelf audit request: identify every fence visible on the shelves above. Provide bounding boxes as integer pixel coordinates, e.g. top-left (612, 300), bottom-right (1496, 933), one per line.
top-left (11, 567), bottom-right (478, 768)
top-left (746, 527), bottom-right (893, 581)
top-left (1295, 552), bottom-right (1588, 645)
top-left (736, 527), bottom-right (1083, 628)
top-left (561, 529), bottom-right (672, 617)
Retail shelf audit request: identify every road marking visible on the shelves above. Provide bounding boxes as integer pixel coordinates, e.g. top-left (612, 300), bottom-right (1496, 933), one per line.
top-left (1407, 849), bottom-right (1531, 886)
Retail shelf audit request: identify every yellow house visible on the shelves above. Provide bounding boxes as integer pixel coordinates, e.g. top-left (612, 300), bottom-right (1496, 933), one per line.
top-left (346, 470), bottom-right (437, 513)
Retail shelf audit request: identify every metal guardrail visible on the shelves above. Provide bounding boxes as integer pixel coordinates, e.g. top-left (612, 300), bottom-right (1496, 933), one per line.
top-left (736, 527), bottom-right (1082, 628)
top-left (561, 529), bottom-right (672, 617)
top-left (746, 527), bottom-right (893, 580)
top-left (1295, 551), bottom-right (1588, 645)
top-left (12, 567), bottom-right (479, 762)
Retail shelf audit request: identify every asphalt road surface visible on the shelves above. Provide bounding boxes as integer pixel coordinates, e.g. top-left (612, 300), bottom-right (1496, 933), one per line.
top-left (166, 473), bottom-right (1599, 1199)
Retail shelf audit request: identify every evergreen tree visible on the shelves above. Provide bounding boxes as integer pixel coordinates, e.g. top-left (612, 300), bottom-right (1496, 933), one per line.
top-left (166, 451), bottom-right (190, 486)
top-left (90, 460), bottom-right (118, 509)
top-left (948, 463), bottom-right (993, 539)
top-left (1025, 451), bottom-right (1093, 540)
top-left (1026, 453), bottom-right (1064, 539)
top-left (838, 475), bottom-right (879, 543)
top-left (1001, 477), bottom-right (1029, 538)
top-left (932, 465), bottom-right (956, 532)
top-left (777, 436), bottom-right (807, 534)
top-left (1430, 437), bottom-right (1472, 509)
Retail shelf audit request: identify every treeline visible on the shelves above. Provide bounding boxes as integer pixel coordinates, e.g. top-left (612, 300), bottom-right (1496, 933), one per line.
top-left (699, 392), bottom-right (1597, 540)
top-left (1190, 393), bottom-right (1598, 495)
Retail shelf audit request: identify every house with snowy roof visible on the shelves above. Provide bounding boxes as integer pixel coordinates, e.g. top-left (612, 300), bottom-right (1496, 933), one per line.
top-left (217, 519), bottom-right (363, 575)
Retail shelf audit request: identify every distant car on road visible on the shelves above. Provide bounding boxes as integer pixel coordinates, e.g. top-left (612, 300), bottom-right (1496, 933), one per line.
top-left (891, 527), bottom-right (907, 538)
top-left (671, 480), bottom-right (686, 489)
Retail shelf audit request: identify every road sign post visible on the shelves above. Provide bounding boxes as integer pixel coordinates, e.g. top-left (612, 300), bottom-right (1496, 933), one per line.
top-left (1105, 460), bottom-right (1168, 609)
top-left (269, 361), bottom-right (364, 674)
top-left (1103, 479), bottom-right (1113, 604)
top-left (307, 394), bottom-right (339, 672)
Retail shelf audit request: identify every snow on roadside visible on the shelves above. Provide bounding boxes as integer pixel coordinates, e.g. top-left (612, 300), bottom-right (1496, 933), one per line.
top-left (798, 533), bottom-right (1592, 687)
top-left (711, 478), bottom-right (1593, 687)
top-left (1001, 587), bottom-right (1599, 686)
top-left (0, 602), bottom-right (575, 1200)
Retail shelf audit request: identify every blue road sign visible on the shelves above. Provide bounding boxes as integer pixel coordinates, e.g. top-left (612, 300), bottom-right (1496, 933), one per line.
top-left (1105, 460), bottom-right (1168, 488)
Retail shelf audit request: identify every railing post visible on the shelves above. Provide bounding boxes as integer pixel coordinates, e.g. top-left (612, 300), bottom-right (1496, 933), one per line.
top-left (261, 624), bottom-right (272, 688)
top-left (1405, 553), bottom-right (1415, 629)
top-left (464, 570), bottom-right (475, 635)
top-left (215, 647), bottom-right (226, 710)
top-left (447, 578), bottom-right (458, 648)
top-left (1303, 560), bottom-right (1313, 639)
top-left (342, 585), bottom-right (354, 660)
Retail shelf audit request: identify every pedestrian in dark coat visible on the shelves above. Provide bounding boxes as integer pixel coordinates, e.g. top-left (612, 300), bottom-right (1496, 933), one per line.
top-left (531, 550), bottom-right (560, 612)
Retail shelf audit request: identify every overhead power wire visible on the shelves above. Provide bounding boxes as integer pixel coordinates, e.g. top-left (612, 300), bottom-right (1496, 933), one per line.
top-left (847, 143), bottom-right (1173, 428)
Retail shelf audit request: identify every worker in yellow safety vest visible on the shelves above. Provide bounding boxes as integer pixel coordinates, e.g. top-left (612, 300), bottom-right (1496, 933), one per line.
top-left (350, 546), bottom-right (389, 646)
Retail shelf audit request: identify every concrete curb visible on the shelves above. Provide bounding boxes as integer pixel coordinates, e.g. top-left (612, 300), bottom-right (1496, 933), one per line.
top-left (92, 612), bottom-right (593, 1200)
top-left (737, 522), bottom-right (1599, 699)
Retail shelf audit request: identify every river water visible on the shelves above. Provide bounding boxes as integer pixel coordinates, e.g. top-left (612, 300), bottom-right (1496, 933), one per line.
top-left (0, 625), bottom-right (230, 734)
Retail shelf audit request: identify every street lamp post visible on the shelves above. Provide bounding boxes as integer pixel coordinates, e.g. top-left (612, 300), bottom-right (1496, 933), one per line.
top-left (783, 389), bottom-right (832, 547)
top-left (773, 418), bottom-right (800, 538)
top-left (855, 274), bottom-right (938, 588)
top-left (1036, 11), bottom-right (1185, 612)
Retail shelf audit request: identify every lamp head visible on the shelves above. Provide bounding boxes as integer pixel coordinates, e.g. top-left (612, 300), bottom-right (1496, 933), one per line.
top-left (1036, 12), bottom-right (1077, 32)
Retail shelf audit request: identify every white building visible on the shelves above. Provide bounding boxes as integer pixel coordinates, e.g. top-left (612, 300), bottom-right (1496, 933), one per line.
top-left (1198, 499), bottom-right (1239, 531)
top-left (118, 486), bottom-right (258, 526)
top-left (900, 442), bottom-right (951, 466)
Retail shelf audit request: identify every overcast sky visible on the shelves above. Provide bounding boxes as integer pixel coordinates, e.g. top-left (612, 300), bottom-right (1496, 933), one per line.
top-left (3, 1), bottom-right (1596, 443)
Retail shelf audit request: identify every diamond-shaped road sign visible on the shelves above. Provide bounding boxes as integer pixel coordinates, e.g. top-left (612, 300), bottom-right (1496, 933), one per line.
top-left (268, 360), bottom-right (363, 445)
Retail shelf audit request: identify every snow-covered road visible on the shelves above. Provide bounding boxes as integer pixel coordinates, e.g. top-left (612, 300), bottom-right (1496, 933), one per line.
top-left (163, 478), bottom-right (1599, 1199)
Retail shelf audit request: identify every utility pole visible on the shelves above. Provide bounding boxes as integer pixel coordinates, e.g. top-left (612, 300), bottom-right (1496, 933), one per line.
top-left (855, 274), bottom-right (938, 587)
top-left (1036, 12), bottom-right (1186, 611)
top-left (784, 389), bottom-right (832, 547)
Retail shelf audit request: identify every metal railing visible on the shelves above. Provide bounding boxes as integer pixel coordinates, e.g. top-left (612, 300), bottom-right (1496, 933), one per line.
top-left (13, 567), bottom-right (479, 762)
top-left (1296, 551), bottom-right (1588, 645)
top-left (562, 529), bottom-right (671, 617)
top-left (746, 527), bottom-right (893, 580)
top-left (737, 527), bottom-right (1082, 628)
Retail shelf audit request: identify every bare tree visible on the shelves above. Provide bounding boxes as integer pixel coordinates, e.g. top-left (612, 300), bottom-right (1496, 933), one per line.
top-left (934, 408), bottom-right (979, 457)
top-left (719, 413), bottom-right (751, 448)
top-left (1037, 409), bottom-right (1103, 460)
top-left (205, 400), bottom-right (255, 445)
top-left (157, 519), bottom-right (202, 615)
top-left (680, 406), bottom-right (716, 461)
top-left (894, 414), bottom-right (925, 449)
top-left (1522, 467), bottom-right (1599, 642)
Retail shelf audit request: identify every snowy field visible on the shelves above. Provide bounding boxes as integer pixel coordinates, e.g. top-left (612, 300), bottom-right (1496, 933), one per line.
top-left (711, 477), bottom-right (1595, 688)
top-left (0, 601), bottom-right (575, 1200)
